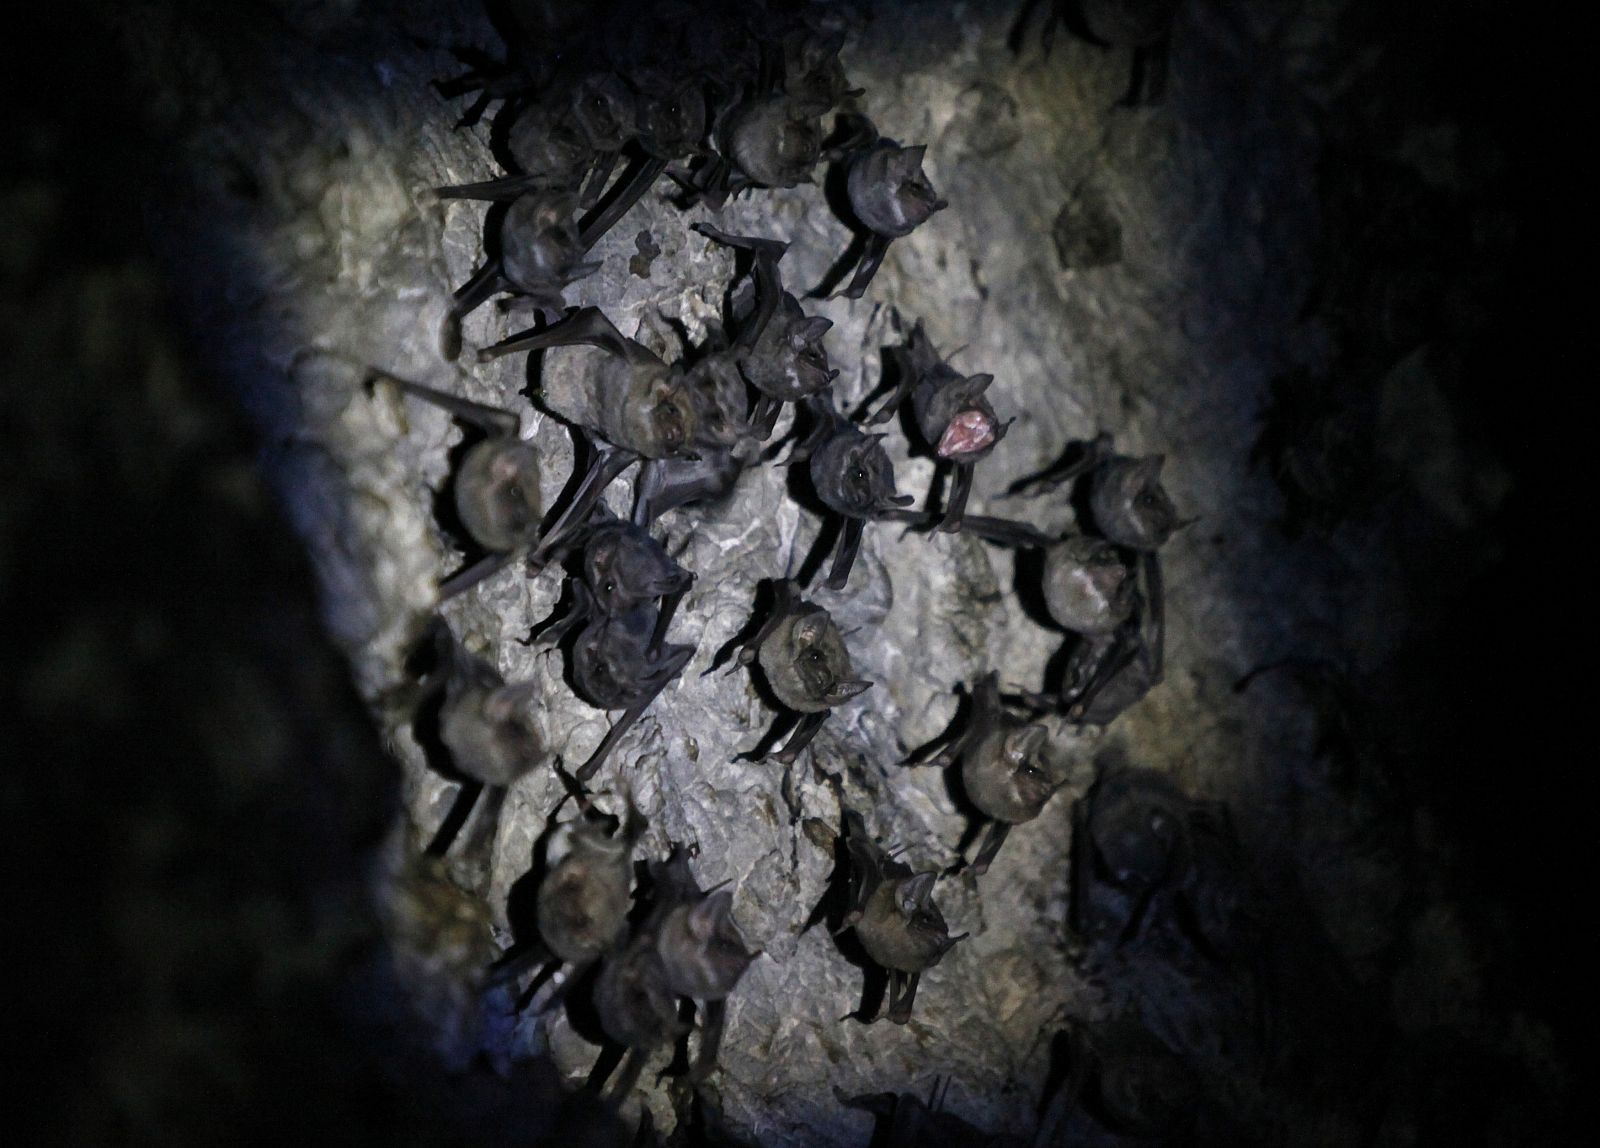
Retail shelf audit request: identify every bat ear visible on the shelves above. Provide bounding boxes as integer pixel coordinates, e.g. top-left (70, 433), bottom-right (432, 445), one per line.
top-left (937, 931), bottom-right (969, 958)
top-left (898, 871), bottom-right (937, 914)
top-left (689, 889), bottom-right (735, 941)
top-left (792, 613), bottom-right (829, 646)
top-left (1138, 454), bottom-right (1166, 483)
top-left (967, 372), bottom-right (994, 395)
top-left (1008, 723), bottom-right (1048, 763)
top-left (796, 316), bottom-right (833, 342)
top-left (905, 144), bottom-right (928, 167)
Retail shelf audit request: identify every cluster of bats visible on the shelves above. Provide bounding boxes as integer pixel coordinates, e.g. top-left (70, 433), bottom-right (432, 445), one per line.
top-left (362, 0), bottom-right (1257, 1142)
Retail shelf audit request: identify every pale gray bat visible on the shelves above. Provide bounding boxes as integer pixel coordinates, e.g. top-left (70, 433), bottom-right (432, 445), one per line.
top-left (842, 810), bottom-right (965, 1024)
top-left (1041, 535), bottom-right (1137, 637)
top-left (366, 370), bottom-right (545, 599)
top-left (930, 673), bottom-right (1064, 874)
top-left (403, 619), bottom-right (546, 860)
top-left (490, 790), bottom-right (643, 1008)
top-left (734, 579), bottom-right (872, 764)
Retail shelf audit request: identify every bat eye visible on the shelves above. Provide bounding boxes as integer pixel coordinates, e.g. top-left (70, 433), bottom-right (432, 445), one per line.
top-left (807, 650), bottom-right (823, 663)
top-left (603, 580), bottom-right (616, 594)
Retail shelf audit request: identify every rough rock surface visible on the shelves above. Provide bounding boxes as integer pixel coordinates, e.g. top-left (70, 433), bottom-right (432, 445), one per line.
top-left (76, 0), bottom-right (1563, 1143)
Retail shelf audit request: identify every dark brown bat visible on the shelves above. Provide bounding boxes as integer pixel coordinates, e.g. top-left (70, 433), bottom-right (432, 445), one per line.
top-left (1011, 0), bottom-right (1179, 106)
top-left (931, 673), bottom-right (1063, 874)
top-left (734, 579), bottom-right (872, 764)
top-left (1039, 1016), bottom-right (1199, 1142)
top-left (590, 844), bottom-right (757, 1097)
top-left (1048, 548), bottom-right (1162, 727)
top-left (535, 510), bottom-right (694, 645)
top-left (478, 307), bottom-right (701, 562)
top-left (869, 320), bottom-right (1008, 531)
top-left (1070, 760), bottom-right (1261, 962)
top-left (631, 352), bottom-right (761, 526)
top-left (642, 847), bottom-right (758, 1082)
top-left (571, 596), bottom-right (696, 782)
top-left (365, 369), bottom-right (544, 599)
top-left (673, 19), bottom-right (854, 208)
top-left (829, 116), bottom-right (947, 300)
top-left (842, 810), bottom-right (965, 1024)
top-left (592, 939), bottom-right (684, 1100)
top-left (1011, 432), bottom-right (1181, 552)
top-left (694, 223), bottom-right (838, 437)
top-left (435, 192), bottom-right (602, 361)
top-left (490, 789), bottom-right (644, 1009)
top-left (792, 396), bottom-right (915, 590)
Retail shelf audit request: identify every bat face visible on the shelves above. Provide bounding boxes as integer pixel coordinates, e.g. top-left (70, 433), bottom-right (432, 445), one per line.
top-left (583, 522), bottom-right (692, 617)
top-left (1090, 454), bottom-right (1177, 551)
top-left (683, 356), bottom-right (752, 449)
top-left (506, 105), bottom-right (591, 187)
top-left (913, 371), bottom-right (1002, 461)
top-left (573, 607), bottom-right (694, 710)
top-left (746, 303), bottom-right (834, 400)
top-left (964, 720), bottom-right (1058, 824)
top-left (454, 438), bottom-right (543, 553)
top-left (811, 426), bottom-right (904, 518)
top-left (569, 71), bottom-right (636, 152)
top-left (499, 193), bottom-right (594, 298)
top-left (847, 141), bottom-right (947, 238)
top-left (856, 870), bottom-right (961, 974)
top-left (725, 96), bottom-right (822, 188)
top-left (1042, 537), bottom-right (1136, 635)
top-left (636, 77), bottom-right (707, 160)
top-left (537, 819), bottom-right (634, 963)
top-left (760, 605), bottom-right (870, 713)
top-left (654, 888), bottom-right (757, 1001)
top-left (610, 365), bottom-right (700, 459)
